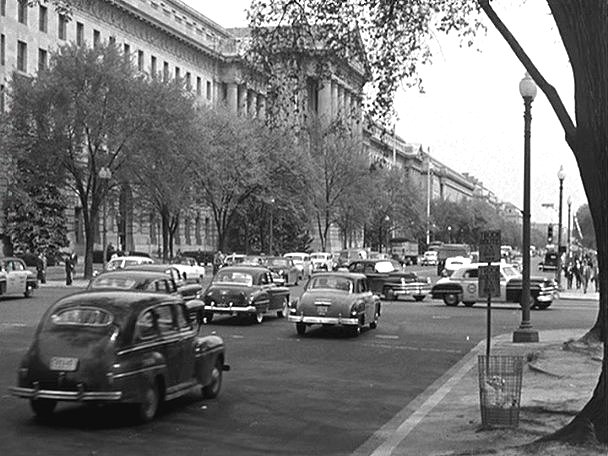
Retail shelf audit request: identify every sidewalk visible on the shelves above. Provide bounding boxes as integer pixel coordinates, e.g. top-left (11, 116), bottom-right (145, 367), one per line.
top-left (356, 329), bottom-right (605, 456)
top-left (558, 287), bottom-right (599, 301)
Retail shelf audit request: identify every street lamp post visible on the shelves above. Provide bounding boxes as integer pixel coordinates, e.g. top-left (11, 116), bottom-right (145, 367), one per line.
top-left (567, 196), bottom-right (572, 256)
top-left (269, 197), bottom-right (275, 255)
top-left (556, 166), bottom-right (565, 289)
top-left (384, 215), bottom-right (390, 254)
top-left (98, 167), bottom-right (112, 271)
top-left (513, 73), bottom-right (539, 343)
top-left (426, 153), bottom-right (432, 246)
top-left (447, 225), bottom-right (452, 244)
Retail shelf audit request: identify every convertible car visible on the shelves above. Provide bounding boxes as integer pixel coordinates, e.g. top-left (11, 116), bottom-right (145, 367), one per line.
top-left (201, 266), bottom-right (290, 324)
top-left (430, 263), bottom-right (556, 309)
top-left (347, 259), bottom-right (432, 301)
top-left (288, 272), bottom-right (380, 337)
top-left (10, 291), bottom-right (228, 422)
top-left (0, 257), bottom-right (38, 298)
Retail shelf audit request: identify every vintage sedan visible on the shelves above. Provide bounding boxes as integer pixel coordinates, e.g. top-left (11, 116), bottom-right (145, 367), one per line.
top-left (10, 291), bottom-right (229, 422)
top-left (284, 252), bottom-right (312, 279)
top-left (0, 257), bottom-right (38, 298)
top-left (170, 257), bottom-right (206, 283)
top-left (264, 256), bottom-right (299, 286)
top-left (106, 255), bottom-right (154, 271)
top-left (431, 263), bottom-right (556, 309)
top-left (348, 259), bottom-right (432, 301)
top-left (201, 266), bottom-right (290, 324)
top-left (310, 252), bottom-right (334, 272)
top-left (88, 269), bottom-right (205, 324)
top-left (288, 272), bottom-right (380, 337)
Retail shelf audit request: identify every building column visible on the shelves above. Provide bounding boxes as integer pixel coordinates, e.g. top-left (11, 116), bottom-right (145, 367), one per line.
top-left (257, 95), bottom-right (266, 120)
top-left (331, 81), bottom-right (338, 118)
top-left (226, 82), bottom-right (238, 114)
top-left (318, 79), bottom-right (332, 122)
top-left (344, 90), bottom-right (352, 120)
top-left (238, 84), bottom-right (248, 116)
top-left (337, 86), bottom-right (345, 117)
top-left (248, 91), bottom-right (258, 117)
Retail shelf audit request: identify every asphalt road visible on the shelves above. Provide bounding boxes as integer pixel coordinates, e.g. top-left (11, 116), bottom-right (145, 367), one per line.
top-left (0, 275), bottom-right (598, 456)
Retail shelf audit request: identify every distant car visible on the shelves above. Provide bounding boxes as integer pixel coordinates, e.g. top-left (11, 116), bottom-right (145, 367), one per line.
top-left (335, 249), bottom-right (367, 270)
top-left (170, 257), bottom-right (206, 283)
top-left (539, 252), bottom-right (558, 271)
top-left (88, 268), bottom-right (205, 324)
top-left (421, 251), bottom-right (438, 266)
top-left (347, 259), bottom-right (432, 301)
top-left (430, 262), bottom-right (556, 309)
top-left (310, 252), bottom-right (333, 272)
top-left (222, 254), bottom-right (246, 268)
top-left (288, 272), bottom-right (380, 337)
top-left (0, 257), bottom-right (38, 298)
top-left (264, 257), bottom-right (299, 286)
top-left (201, 266), bottom-right (290, 324)
top-left (284, 252), bottom-right (312, 279)
top-left (106, 255), bottom-right (154, 272)
top-left (10, 291), bottom-right (229, 422)
top-left (440, 256), bottom-right (472, 277)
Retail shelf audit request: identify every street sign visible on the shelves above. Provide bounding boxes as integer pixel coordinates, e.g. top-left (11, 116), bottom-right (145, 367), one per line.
top-left (479, 230), bottom-right (501, 263)
top-left (479, 265), bottom-right (501, 298)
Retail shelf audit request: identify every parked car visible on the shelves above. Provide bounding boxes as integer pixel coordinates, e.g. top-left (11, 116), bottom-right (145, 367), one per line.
top-left (201, 266), bottom-right (290, 324)
top-left (430, 262), bottom-right (556, 309)
top-left (263, 257), bottom-right (299, 286)
top-left (288, 272), bottom-right (380, 337)
top-left (88, 268), bottom-right (205, 324)
top-left (170, 256), bottom-right (206, 283)
top-left (284, 252), bottom-right (312, 279)
top-left (10, 291), bottom-right (229, 422)
top-left (347, 259), bottom-right (432, 301)
top-left (0, 257), bottom-right (38, 298)
top-left (310, 252), bottom-right (334, 272)
top-left (421, 250), bottom-right (438, 266)
top-left (106, 255), bottom-right (154, 272)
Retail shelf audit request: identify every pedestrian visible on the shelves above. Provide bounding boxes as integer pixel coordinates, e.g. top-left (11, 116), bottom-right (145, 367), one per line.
top-left (36, 252), bottom-right (46, 284)
top-left (574, 258), bottom-right (582, 289)
top-left (64, 254), bottom-right (73, 286)
top-left (582, 261), bottom-right (591, 294)
top-left (591, 262), bottom-right (599, 292)
top-left (106, 242), bottom-right (116, 262)
top-left (213, 250), bottom-right (224, 275)
top-left (565, 262), bottom-right (573, 290)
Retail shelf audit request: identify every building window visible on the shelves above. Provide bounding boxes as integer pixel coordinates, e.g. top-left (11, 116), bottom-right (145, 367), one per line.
top-left (1, 0), bottom-right (5, 16)
top-left (184, 218), bottom-right (191, 245)
top-left (18, 0), bottom-right (27, 25)
top-left (109, 36), bottom-right (116, 46)
top-left (76, 22), bottom-right (84, 46)
top-left (137, 50), bottom-right (144, 71)
top-left (38, 48), bottom-right (47, 71)
top-left (185, 72), bottom-right (191, 89)
top-left (195, 214), bottom-right (201, 245)
top-left (0, 34), bottom-right (4, 66)
top-left (17, 41), bottom-right (27, 72)
top-left (39, 5), bottom-right (47, 32)
top-left (175, 66), bottom-right (180, 79)
top-left (123, 43), bottom-right (130, 57)
top-left (163, 61), bottom-right (169, 82)
top-left (151, 55), bottom-right (157, 75)
top-left (206, 81), bottom-right (212, 100)
top-left (58, 14), bottom-right (67, 40)
top-left (196, 77), bottom-right (202, 96)
top-left (93, 29), bottom-right (100, 47)
top-left (0, 85), bottom-right (5, 112)
top-left (150, 214), bottom-right (157, 244)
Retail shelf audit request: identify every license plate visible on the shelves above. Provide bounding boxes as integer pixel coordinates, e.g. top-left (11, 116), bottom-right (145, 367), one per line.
top-left (317, 306), bottom-right (328, 316)
top-left (50, 357), bottom-right (78, 372)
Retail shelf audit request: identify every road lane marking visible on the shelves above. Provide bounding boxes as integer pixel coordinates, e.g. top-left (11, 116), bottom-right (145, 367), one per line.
top-left (374, 334), bottom-right (399, 340)
top-left (352, 339), bottom-right (483, 456)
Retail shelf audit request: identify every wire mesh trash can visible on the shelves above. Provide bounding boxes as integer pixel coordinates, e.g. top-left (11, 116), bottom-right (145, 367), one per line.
top-left (478, 355), bottom-right (524, 427)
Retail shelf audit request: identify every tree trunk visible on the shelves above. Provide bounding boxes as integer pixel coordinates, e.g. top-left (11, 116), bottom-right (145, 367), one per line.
top-left (161, 209), bottom-right (170, 262)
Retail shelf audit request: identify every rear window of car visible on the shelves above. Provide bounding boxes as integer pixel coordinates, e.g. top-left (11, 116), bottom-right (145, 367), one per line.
top-left (267, 259), bottom-right (289, 267)
top-left (375, 261), bottom-right (396, 273)
top-left (308, 276), bottom-right (353, 293)
top-left (51, 307), bottom-right (113, 326)
top-left (90, 277), bottom-right (138, 289)
top-left (214, 271), bottom-right (253, 286)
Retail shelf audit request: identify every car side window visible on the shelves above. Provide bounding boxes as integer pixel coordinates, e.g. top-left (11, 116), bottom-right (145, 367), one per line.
top-left (136, 309), bottom-right (159, 340)
top-left (155, 304), bottom-right (177, 334)
top-left (260, 273), bottom-right (269, 285)
top-left (14, 261), bottom-right (25, 271)
top-left (463, 269), bottom-right (479, 279)
top-left (167, 279), bottom-right (177, 293)
top-left (175, 305), bottom-right (192, 330)
top-left (365, 264), bottom-right (376, 274)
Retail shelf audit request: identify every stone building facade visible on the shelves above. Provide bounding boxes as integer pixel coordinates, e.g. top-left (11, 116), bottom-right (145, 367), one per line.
top-left (1, 0), bottom-right (493, 256)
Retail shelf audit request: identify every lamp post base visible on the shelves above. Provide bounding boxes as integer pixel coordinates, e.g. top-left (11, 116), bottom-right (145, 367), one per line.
top-left (512, 327), bottom-right (539, 343)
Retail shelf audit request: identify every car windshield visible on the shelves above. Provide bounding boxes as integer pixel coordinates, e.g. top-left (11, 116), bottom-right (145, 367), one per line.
top-left (173, 258), bottom-right (193, 265)
top-left (214, 271), bottom-right (254, 286)
top-left (502, 266), bottom-right (520, 277)
top-left (51, 307), bottom-right (113, 327)
top-left (311, 254), bottom-right (328, 260)
top-left (90, 277), bottom-right (138, 289)
top-left (308, 276), bottom-right (354, 293)
top-left (267, 258), bottom-right (289, 267)
top-left (375, 261), bottom-right (397, 273)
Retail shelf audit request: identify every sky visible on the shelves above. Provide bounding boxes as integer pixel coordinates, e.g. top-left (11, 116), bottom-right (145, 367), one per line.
top-left (182, 0), bottom-right (586, 224)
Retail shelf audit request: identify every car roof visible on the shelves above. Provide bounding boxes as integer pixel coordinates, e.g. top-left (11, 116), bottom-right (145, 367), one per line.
top-left (110, 255), bottom-right (153, 261)
top-left (124, 264), bottom-right (177, 272)
top-left (217, 265), bottom-right (269, 275)
top-left (93, 270), bottom-right (169, 280)
top-left (309, 271), bottom-right (366, 280)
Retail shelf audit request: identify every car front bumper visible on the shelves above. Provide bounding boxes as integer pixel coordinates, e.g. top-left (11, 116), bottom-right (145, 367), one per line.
top-left (10, 386), bottom-right (122, 402)
top-left (288, 315), bottom-right (358, 325)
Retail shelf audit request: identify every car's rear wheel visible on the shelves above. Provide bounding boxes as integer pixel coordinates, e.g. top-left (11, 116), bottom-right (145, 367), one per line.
top-left (443, 293), bottom-right (460, 306)
top-left (30, 399), bottom-right (56, 420)
top-left (277, 297), bottom-right (289, 318)
top-left (203, 359), bottom-right (223, 399)
top-left (137, 380), bottom-right (160, 423)
top-left (24, 285), bottom-right (34, 298)
top-left (414, 296), bottom-right (425, 302)
top-left (349, 324), bottom-right (361, 337)
top-left (369, 310), bottom-right (379, 329)
top-left (203, 312), bottom-right (214, 324)
top-left (296, 323), bottom-right (306, 336)
top-left (535, 301), bottom-right (551, 310)
top-left (463, 301), bottom-right (475, 307)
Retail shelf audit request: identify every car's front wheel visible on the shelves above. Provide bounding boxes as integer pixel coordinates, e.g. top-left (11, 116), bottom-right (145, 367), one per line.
top-left (24, 284), bottom-right (34, 298)
top-left (369, 310), bottom-right (379, 329)
top-left (349, 324), bottom-right (361, 337)
top-left (277, 297), bottom-right (289, 318)
top-left (203, 359), bottom-right (223, 399)
top-left (203, 312), bottom-right (214, 324)
top-left (137, 381), bottom-right (160, 423)
top-left (30, 399), bottom-right (56, 420)
top-left (443, 293), bottom-right (460, 306)
top-left (463, 301), bottom-right (475, 307)
top-left (252, 312), bottom-right (264, 324)
top-left (414, 295), bottom-right (425, 302)
top-left (296, 323), bottom-right (306, 336)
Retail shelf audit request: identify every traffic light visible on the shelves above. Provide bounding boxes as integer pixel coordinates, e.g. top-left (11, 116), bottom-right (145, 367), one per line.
top-left (547, 224), bottom-right (553, 243)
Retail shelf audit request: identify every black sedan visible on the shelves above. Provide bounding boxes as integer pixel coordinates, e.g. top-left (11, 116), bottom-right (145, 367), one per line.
top-left (201, 266), bottom-right (290, 324)
top-left (10, 291), bottom-right (229, 422)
